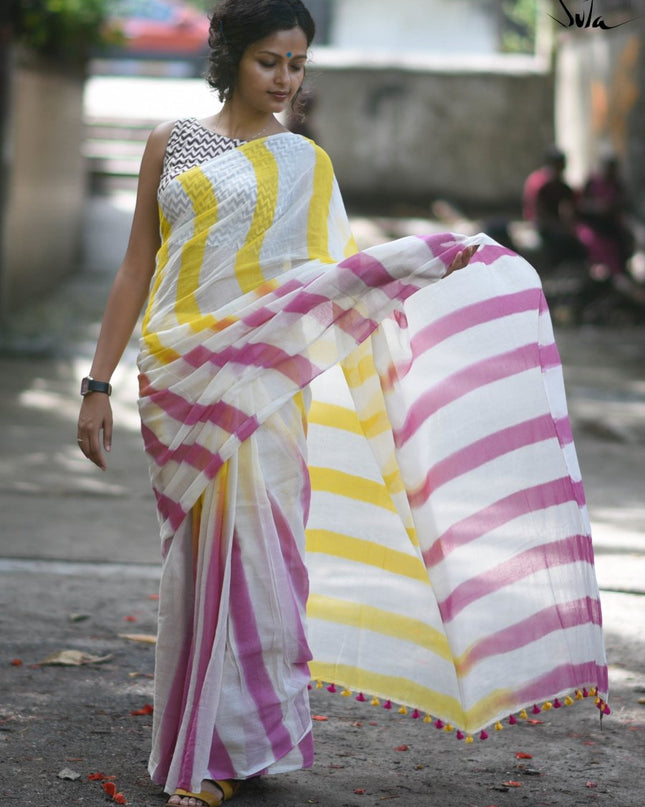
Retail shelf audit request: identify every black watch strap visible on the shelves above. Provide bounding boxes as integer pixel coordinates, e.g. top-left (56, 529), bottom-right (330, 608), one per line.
top-left (80, 376), bottom-right (112, 396)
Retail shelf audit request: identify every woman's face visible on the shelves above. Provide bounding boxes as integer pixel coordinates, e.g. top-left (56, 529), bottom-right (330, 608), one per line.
top-left (234, 27), bottom-right (308, 115)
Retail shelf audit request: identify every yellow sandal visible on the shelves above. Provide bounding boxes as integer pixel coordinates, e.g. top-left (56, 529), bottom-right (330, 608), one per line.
top-left (167, 779), bottom-right (241, 806)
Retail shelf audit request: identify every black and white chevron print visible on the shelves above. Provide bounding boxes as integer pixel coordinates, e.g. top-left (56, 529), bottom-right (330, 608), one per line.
top-left (158, 118), bottom-right (244, 195)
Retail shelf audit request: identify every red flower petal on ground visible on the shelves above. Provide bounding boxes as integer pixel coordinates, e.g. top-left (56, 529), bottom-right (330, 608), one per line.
top-left (102, 781), bottom-right (117, 797)
top-left (395, 744), bottom-right (409, 751)
top-left (515, 752), bottom-right (533, 759)
top-left (312, 715), bottom-right (328, 721)
top-left (503, 781), bottom-right (522, 788)
top-left (113, 793), bottom-right (127, 804)
top-left (130, 703), bottom-right (154, 716)
top-left (10, 658), bottom-right (22, 666)
top-left (88, 773), bottom-right (107, 780)
top-left (586, 781), bottom-right (598, 788)
top-left (123, 615), bottom-right (138, 622)
top-left (354, 789), bottom-right (366, 795)
top-left (148, 594), bottom-right (159, 600)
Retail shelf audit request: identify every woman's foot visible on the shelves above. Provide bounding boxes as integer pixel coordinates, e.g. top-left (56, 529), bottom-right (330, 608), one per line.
top-left (166, 779), bottom-right (241, 806)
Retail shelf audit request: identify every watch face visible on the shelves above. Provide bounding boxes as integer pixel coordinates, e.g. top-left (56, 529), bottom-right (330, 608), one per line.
top-left (80, 377), bottom-right (90, 396)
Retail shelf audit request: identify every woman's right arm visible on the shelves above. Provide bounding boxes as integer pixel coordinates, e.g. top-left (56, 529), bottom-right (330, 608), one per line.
top-left (77, 121), bottom-right (174, 470)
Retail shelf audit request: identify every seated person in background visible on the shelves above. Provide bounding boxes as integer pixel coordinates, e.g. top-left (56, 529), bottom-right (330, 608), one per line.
top-left (576, 149), bottom-right (634, 278)
top-left (523, 146), bottom-right (587, 269)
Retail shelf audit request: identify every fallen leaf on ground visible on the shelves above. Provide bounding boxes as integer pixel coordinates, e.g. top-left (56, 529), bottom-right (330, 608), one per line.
top-left (638, 697), bottom-right (645, 705)
top-left (39, 650), bottom-right (113, 666)
top-left (130, 703), bottom-right (154, 716)
top-left (57, 768), bottom-right (81, 780)
top-left (68, 613), bottom-right (91, 622)
top-left (118, 633), bottom-right (157, 644)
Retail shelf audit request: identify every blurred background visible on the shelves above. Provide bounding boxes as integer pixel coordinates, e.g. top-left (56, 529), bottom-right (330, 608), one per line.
top-left (1, 0), bottom-right (644, 325)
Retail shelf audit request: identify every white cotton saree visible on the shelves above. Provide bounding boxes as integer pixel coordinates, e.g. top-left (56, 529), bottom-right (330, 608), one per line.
top-left (138, 132), bottom-right (607, 793)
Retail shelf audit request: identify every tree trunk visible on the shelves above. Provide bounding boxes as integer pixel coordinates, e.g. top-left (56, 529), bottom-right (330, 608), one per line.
top-left (0, 6), bottom-right (13, 328)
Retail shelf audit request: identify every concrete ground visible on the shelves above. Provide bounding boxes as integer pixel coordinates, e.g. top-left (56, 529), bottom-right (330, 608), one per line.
top-left (1, 193), bottom-right (644, 806)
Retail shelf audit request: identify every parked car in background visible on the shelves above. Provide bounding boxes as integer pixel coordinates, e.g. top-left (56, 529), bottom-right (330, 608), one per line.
top-left (99, 0), bottom-right (211, 75)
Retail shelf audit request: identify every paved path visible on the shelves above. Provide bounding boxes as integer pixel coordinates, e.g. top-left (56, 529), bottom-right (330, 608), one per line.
top-left (1, 193), bottom-right (644, 806)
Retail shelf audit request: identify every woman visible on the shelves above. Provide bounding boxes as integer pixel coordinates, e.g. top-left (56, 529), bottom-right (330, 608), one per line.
top-left (77, 1), bottom-right (607, 805)
top-left (577, 150), bottom-right (634, 278)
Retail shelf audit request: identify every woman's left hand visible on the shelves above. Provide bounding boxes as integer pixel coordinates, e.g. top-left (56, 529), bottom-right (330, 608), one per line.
top-left (446, 244), bottom-right (479, 276)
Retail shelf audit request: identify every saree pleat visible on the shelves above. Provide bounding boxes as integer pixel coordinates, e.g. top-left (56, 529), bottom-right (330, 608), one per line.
top-left (150, 401), bottom-right (314, 789)
top-left (139, 133), bottom-right (607, 792)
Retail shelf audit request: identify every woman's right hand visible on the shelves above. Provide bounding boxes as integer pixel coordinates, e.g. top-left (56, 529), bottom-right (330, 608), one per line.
top-left (446, 243), bottom-right (479, 276)
top-left (77, 394), bottom-right (113, 471)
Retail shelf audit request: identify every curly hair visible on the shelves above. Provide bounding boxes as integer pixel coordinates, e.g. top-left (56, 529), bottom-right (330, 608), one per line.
top-left (207, 0), bottom-right (316, 102)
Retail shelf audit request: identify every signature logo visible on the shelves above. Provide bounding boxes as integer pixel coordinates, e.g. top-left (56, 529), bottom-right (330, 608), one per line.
top-left (549, 0), bottom-right (636, 30)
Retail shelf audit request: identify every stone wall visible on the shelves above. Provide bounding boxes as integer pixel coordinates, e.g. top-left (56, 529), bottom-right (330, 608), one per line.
top-left (307, 53), bottom-right (554, 212)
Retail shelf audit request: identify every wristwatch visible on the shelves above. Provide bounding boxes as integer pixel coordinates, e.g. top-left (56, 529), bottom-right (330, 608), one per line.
top-left (80, 376), bottom-right (112, 396)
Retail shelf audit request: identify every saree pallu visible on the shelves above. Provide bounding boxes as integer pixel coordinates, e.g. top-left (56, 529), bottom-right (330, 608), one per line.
top-left (138, 133), bottom-right (607, 793)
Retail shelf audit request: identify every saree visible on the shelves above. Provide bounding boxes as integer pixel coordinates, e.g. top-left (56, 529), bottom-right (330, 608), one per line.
top-left (138, 132), bottom-right (607, 793)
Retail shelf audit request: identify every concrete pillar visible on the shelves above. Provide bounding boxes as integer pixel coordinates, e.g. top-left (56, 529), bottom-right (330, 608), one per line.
top-left (2, 62), bottom-right (86, 311)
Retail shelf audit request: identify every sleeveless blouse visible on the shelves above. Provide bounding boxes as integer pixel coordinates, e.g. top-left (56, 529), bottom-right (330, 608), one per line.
top-left (158, 117), bottom-right (244, 195)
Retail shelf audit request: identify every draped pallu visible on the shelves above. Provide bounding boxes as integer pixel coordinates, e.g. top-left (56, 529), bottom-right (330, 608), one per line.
top-left (138, 133), bottom-right (607, 791)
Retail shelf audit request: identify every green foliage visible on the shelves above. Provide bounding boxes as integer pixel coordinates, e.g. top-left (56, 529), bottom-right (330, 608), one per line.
top-left (186, 0), bottom-right (217, 11)
top-left (15, 0), bottom-right (118, 68)
top-left (501, 0), bottom-right (538, 54)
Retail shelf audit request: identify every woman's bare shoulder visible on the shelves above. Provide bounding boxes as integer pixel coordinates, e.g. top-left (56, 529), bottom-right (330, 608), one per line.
top-left (145, 120), bottom-right (178, 160)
